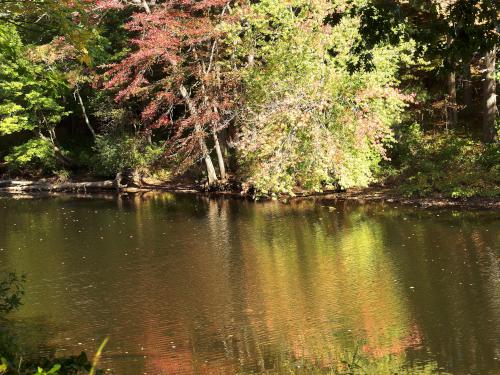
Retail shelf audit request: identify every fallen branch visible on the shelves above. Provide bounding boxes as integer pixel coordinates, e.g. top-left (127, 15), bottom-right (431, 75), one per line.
top-left (0, 180), bottom-right (116, 192)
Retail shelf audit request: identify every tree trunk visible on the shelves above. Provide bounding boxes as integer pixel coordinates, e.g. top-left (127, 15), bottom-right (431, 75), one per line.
top-left (40, 129), bottom-right (73, 167)
top-left (211, 106), bottom-right (226, 181)
top-left (446, 71), bottom-right (458, 130)
top-left (463, 62), bottom-right (473, 113)
top-left (482, 46), bottom-right (497, 143)
top-left (74, 87), bottom-right (96, 139)
top-left (213, 128), bottom-right (226, 181)
top-left (141, 0), bottom-right (151, 14)
top-left (145, 130), bottom-right (152, 144)
top-left (179, 85), bottom-right (218, 185)
top-left (203, 148), bottom-right (219, 187)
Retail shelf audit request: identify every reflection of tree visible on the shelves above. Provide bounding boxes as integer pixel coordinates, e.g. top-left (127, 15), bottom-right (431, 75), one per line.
top-left (374, 209), bottom-right (500, 375)
top-left (234, 201), bottom-right (422, 372)
top-left (0, 196), bottom-right (498, 374)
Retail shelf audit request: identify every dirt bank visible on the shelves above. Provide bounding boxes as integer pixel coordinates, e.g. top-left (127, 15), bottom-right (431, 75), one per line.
top-left (0, 179), bottom-right (498, 209)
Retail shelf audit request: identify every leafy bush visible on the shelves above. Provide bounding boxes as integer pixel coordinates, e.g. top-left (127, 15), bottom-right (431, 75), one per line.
top-left (92, 134), bottom-right (163, 177)
top-left (0, 273), bottom-right (25, 316)
top-left (4, 139), bottom-right (56, 174)
top-left (0, 273), bottom-right (25, 372)
top-left (385, 124), bottom-right (500, 198)
top-left (228, 0), bottom-right (412, 194)
top-left (53, 169), bottom-right (71, 183)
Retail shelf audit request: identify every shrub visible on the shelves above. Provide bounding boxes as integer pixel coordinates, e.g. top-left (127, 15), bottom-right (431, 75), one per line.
top-left (92, 134), bottom-right (163, 177)
top-left (0, 23), bottom-right (69, 176)
top-left (4, 139), bottom-right (56, 174)
top-left (228, 0), bottom-right (412, 194)
top-left (385, 125), bottom-right (500, 198)
top-left (0, 272), bottom-right (25, 316)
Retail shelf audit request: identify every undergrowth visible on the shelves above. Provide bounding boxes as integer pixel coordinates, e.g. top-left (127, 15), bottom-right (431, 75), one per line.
top-left (380, 124), bottom-right (499, 198)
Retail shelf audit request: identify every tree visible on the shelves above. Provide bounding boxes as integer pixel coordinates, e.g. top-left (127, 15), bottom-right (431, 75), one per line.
top-left (482, 45), bottom-right (497, 143)
top-left (228, 0), bottom-right (412, 193)
top-left (351, 0), bottom-right (498, 138)
top-left (447, 0), bottom-right (498, 141)
top-left (100, 0), bottom-right (236, 186)
top-left (0, 23), bottom-right (71, 172)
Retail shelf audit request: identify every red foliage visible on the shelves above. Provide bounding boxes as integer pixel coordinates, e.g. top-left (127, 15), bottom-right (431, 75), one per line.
top-left (93, 0), bottom-right (124, 10)
top-left (98, 0), bottom-right (238, 168)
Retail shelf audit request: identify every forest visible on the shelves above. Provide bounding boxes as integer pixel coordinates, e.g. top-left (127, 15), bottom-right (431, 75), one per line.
top-left (0, 0), bottom-right (498, 198)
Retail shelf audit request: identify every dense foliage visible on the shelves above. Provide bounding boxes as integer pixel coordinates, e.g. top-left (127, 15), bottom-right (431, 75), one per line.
top-left (0, 0), bottom-right (498, 196)
top-left (385, 125), bottom-right (500, 198)
top-left (230, 0), bottom-right (412, 193)
top-left (0, 24), bottom-right (69, 173)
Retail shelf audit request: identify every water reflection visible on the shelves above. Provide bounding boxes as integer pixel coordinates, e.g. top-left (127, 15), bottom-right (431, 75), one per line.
top-left (0, 194), bottom-right (498, 374)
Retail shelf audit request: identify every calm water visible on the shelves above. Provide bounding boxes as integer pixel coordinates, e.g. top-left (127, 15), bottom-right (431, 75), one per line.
top-left (0, 193), bottom-right (499, 374)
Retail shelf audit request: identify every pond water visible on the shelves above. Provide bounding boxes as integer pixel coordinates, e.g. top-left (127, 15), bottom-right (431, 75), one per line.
top-left (0, 193), bottom-right (499, 374)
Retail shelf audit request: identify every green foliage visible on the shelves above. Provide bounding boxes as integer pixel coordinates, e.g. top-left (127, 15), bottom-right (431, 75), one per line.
top-left (53, 169), bottom-right (71, 183)
top-left (0, 273), bottom-right (103, 375)
top-left (0, 24), bottom-right (68, 134)
top-left (0, 351), bottom-right (100, 375)
top-left (0, 273), bottom-right (25, 316)
top-left (0, 23), bottom-right (68, 173)
top-left (386, 125), bottom-right (500, 198)
top-left (0, 0), bottom-right (496, 197)
top-left (4, 139), bottom-right (57, 173)
top-left (92, 135), bottom-right (163, 177)
top-left (0, 274), bottom-right (24, 372)
top-left (34, 364), bottom-right (61, 375)
top-left (228, 0), bottom-right (411, 194)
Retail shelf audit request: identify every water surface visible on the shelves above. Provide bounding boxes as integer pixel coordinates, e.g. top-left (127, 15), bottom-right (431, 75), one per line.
top-left (0, 193), bottom-right (499, 374)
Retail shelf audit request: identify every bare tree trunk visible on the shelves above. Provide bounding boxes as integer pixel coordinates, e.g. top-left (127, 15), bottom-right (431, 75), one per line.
top-left (483, 46), bottom-right (497, 143)
top-left (213, 128), bottom-right (226, 180)
top-left (145, 130), bottom-right (152, 144)
top-left (141, 0), bottom-right (151, 14)
top-left (74, 87), bottom-right (96, 139)
top-left (39, 129), bottom-right (73, 167)
top-left (179, 85), bottom-right (218, 185)
top-left (211, 106), bottom-right (226, 181)
top-left (463, 62), bottom-right (473, 113)
top-left (446, 71), bottom-right (458, 130)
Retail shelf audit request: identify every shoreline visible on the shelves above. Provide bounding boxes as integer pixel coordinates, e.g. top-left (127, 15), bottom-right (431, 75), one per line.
top-left (297, 187), bottom-right (500, 210)
top-left (0, 179), bottom-right (498, 210)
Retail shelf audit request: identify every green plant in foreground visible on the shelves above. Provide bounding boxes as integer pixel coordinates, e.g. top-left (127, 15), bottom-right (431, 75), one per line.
top-left (0, 340), bottom-right (108, 375)
top-left (0, 273), bottom-right (25, 316)
top-left (89, 337), bottom-right (108, 375)
top-left (0, 272), bottom-right (107, 375)
top-left (33, 364), bottom-right (61, 375)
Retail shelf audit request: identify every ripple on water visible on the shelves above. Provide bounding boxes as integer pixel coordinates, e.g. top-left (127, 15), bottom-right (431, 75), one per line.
top-left (0, 195), bottom-right (498, 374)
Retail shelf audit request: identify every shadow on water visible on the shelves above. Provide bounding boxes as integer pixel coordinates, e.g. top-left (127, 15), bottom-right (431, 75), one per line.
top-left (0, 193), bottom-right (498, 374)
